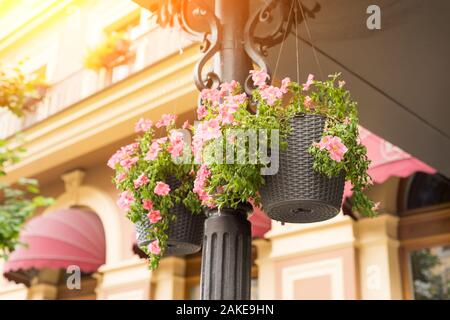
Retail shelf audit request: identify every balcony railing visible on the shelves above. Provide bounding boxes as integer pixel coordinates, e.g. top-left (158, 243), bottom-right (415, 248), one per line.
top-left (0, 26), bottom-right (192, 139)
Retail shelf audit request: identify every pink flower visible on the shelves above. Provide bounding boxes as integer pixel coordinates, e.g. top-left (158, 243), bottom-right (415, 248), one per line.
top-left (201, 88), bottom-right (221, 105)
top-left (134, 118), bottom-right (153, 132)
top-left (318, 136), bottom-right (348, 162)
top-left (145, 141), bottom-right (161, 161)
top-left (182, 120), bottom-right (190, 129)
top-left (250, 69), bottom-right (269, 87)
top-left (108, 151), bottom-right (122, 169)
top-left (280, 77), bottom-right (291, 94)
top-left (224, 93), bottom-right (246, 110)
top-left (108, 143), bottom-right (139, 169)
top-left (220, 80), bottom-right (238, 94)
top-left (218, 103), bottom-right (236, 124)
top-left (120, 156), bottom-right (139, 170)
top-left (193, 164), bottom-right (213, 205)
top-left (134, 173), bottom-right (149, 189)
top-left (192, 136), bottom-right (204, 163)
top-left (196, 118), bottom-right (222, 141)
top-left (142, 199), bottom-right (153, 211)
top-left (116, 172), bottom-right (127, 183)
top-left (154, 181), bottom-right (170, 196)
top-left (168, 130), bottom-right (185, 158)
top-left (338, 80), bottom-right (346, 88)
top-left (302, 74), bottom-right (314, 91)
top-left (260, 85), bottom-right (283, 106)
top-left (197, 104), bottom-right (207, 120)
top-left (156, 114), bottom-right (177, 128)
top-left (317, 135), bottom-right (333, 150)
top-left (117, 191), bottom-right (135, 210)
top-left (147, 210), bottom-right (162, 223)
top-left (121, 143), bottom-right (139, 156)
top-left (304, 96), bottom-right (314, 109)
top-left (148, 240), bottom-right (161, 255)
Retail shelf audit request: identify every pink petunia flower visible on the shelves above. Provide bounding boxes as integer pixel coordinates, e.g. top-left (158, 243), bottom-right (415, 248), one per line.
top-left (120, 157), bottom-right (139, 170)
top-left (218, 104), bottom-right (235, 125)
top-left (154, 181), bottom-right (171, 196)
top-left (193, 164), bottom-right (213, 205)
top-left (280, 77), bottom-right (291, 94)
top-left (304, 96), bottom-right (314, 109)
top-left (317, 135), bottom-right (333, 150)
top-left (302, 74), bottom-right (314, 91)
top-left (156, 114), bottom-right (177, 128)
top-left (182, 120), bottom-right (190, 129)
top-left (121, 143), bottom-right (139, 156)
top-left (196, 118), bottom-right (222, 141)
top-left (134, 173), bottom-right (149, 189)
top-left (116, 172), bottom-right (127, 183)
top-left (250, 69), bottom-right (270, 87)
top-left (260, 85), bottom-right (283, 106)
top-left (142, 199), bottom-right (153, 211)
top-left (220, 80), bottom-right (238, 94)
top-left (148, 240), bottom-right (161, 255)
top-left (201, 88), bottom-right (222, 105)
top-left (197, 104), bottom-right (207, 120)
top-left (134, 118), bottom-right (153, 133)
top-left (108, 150), bottom-right (123, 169)
top-left (145, 141), bottom-right (161, 161)
top-left (117, 190), bottom-right (135, 210)
top-left (327, 136), bottom-right (348, 162)
top-left (147, 209), bottom-right (162, 223)
top-left (168, 130), bottom-right (185, 158)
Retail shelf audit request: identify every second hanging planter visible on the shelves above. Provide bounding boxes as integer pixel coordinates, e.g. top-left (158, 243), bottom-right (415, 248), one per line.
top-left (260, 113), bottom-right (345, 223)
top-left (135, 203), bottom-right (205, 256)
top-left (135, 176), bottom-right (205, 256)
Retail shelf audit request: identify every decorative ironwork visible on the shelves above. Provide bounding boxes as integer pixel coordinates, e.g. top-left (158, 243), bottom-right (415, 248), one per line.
top-left (179, 0), bottom-right (222, 91)
top-left (144, 0), bottom-right (320, 93)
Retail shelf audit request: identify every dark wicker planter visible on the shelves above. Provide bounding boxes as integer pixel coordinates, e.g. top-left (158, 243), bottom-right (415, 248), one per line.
top-left (135, 177), bottom-right (205, 256)
top-left (260, 114), bottom-right (345, 223)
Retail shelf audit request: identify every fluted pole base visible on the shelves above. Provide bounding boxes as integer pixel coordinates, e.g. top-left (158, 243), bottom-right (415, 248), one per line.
top-left (200, 203), bottom-right (252, 300)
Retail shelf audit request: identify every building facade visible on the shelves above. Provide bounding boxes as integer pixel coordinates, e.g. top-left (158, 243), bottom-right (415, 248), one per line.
top-left (0, 0), bottom-right (449, 300)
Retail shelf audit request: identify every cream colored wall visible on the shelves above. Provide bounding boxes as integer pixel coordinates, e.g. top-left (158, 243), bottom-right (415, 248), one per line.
top-left (257, 177), bottom-right (405, 300)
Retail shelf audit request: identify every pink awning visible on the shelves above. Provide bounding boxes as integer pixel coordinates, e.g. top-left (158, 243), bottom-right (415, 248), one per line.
top-left (3, 208), bottom-right (105, 284)
top-left (249, 203), bottom-right (271, 238)
top-left (343, 127), bottom-right (436, 197)
top-left (251, 126), bottom-right (436, 237)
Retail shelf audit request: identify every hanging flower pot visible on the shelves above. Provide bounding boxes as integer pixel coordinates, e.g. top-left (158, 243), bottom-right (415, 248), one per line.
top-left (84, 32), bottom-right (134, 71)
top-left (259, 113), bottom-right (345, 223)
top-left (134, 177), bottom-right (205, 256)
top-left (22, 82), bottom-right (49, 112)
top-left (190, 70), bottom-right (378, 227)
top-left (109, 115), bottom-right (204, 269)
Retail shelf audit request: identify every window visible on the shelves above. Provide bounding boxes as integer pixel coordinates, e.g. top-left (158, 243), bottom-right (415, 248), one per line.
top-left (408, 245), bottom-right (450, 300)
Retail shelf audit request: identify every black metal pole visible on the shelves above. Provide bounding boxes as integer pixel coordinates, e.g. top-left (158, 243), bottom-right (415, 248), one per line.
top-left (200, 0), bottom-right (254, 300)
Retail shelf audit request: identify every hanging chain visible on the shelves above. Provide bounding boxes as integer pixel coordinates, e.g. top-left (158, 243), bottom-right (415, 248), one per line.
top-left (271, 0), bottom-right (295, 85)
top-left (297, 0), bottom-right (324, 80)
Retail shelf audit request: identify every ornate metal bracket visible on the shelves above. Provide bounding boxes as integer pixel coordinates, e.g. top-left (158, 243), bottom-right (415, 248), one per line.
top-left (180, 0), bottom-right (222, 91)
top-left (143, 0), bottom-right (320, 92)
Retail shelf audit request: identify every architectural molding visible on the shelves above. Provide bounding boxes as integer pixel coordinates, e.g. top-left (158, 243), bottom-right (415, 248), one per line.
top-left (3, 46), bottom-right (201, 184)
